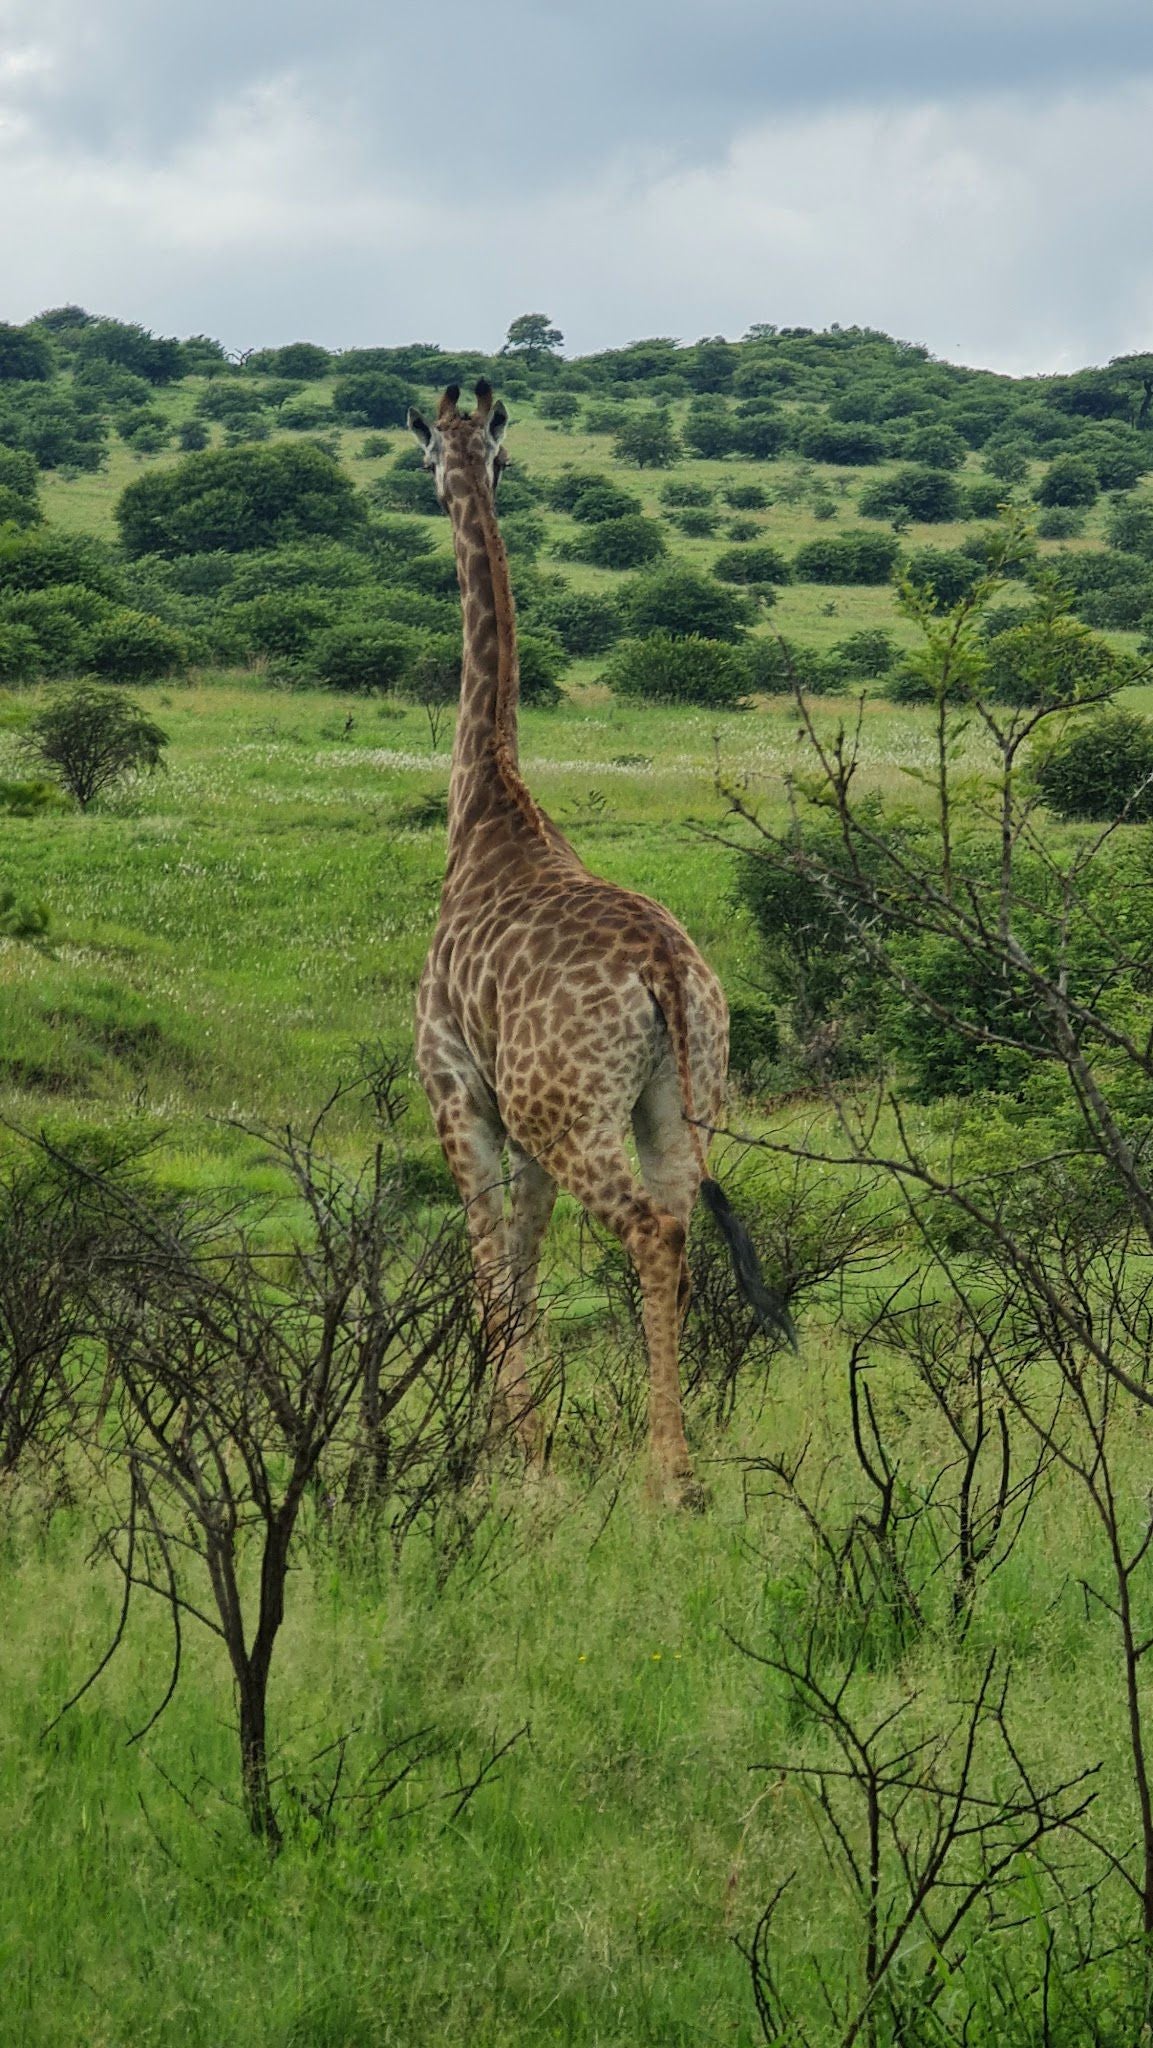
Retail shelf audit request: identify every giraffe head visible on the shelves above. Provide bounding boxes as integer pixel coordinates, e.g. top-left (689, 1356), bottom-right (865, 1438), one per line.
top-left (408, 381), bottom-right (509, 512)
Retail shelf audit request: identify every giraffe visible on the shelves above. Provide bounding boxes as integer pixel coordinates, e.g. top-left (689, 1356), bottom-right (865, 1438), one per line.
top-left (407, 381), bottom-right (790, 1507)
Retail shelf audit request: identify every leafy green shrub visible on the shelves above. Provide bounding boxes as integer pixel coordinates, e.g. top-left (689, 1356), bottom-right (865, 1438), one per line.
top-left (117, 443), bottom-right (364, 557)
top-left (527, 587), bottom-right (621, 655)
top-left (0, 584), bottom-right (112, 674)
top-left (0, 621), bottom-right (38, 684)
top-left (537, 391), bottom-right (581, 425)
top-left (962, 480), bottom-right (1006, 520)
top-left (982, 611), bottom-right (1123, 707)
top-left (722, 483), bottom-right (769, 510)
top-left (227, 590), bottom-right (337, 659)
top-left (268, 343), bottom-right (331, 380)
top-left (726, 518), bottom-right (759, 542)
top-left (903, 548), bottom-right (984, 608)
top-left (830, 628), bottom-right (899, 680)
top-left (0, 528), bottom-right (123, 598)
top-left (196, 381), bottom-right (267, 423)
top-left (0, 888), bottom-right (49, 938)
top-left (177, 419), bottom-right (211, 453)
top-left (516, 631), bottom-right (567, 706)
top-left (583, 404), bottom-right (630, 435)
top-left (1035, 455), bottom-right (1099, 509)
top-left (87, 610), bottom-right (188, 681)
top-left (309, 618), bottom-right (418, 693)
top-left (562, 515), bottom-right (666, 569)
top-left (279, 394), bottom-right (336, 432)
top-left (1033, 710), bottom-right (1153, 820)
top-left (726, 1000), bottom-right (781, 1091)
top-left (793, 533), bottom-right (900, 584)
top-left (605, 633), bottom-right (747, 707)
top-left (733, 406), bottom-right (790, 459)
top-left (712, 543), bottom-right (791, 585)
top-left (894, 422), bottom-right (968, 470)
top-left (1105, 497), bottom-right (1153, 559)
top-left (618, 567), bottom-right (752, 642)
top-left (1036, 504), bottom-right (1085, 540)
top-left (332, 373), bottom-right (414, 429)
top-left (796, 421), bottom-right (885, 465)
top-left (859, 466), bottom-right (962, 523)
top-left (569, 482), bottom-right (643, 524)
top-left (611, 412), bottom-right (680, 468)
top-left (671, 508), bottom-right (718, 538)
top-left (682, 403), bottom-right (737, 459)
top-left (660, 480), bottom-right (714, 508)
top-left (21, 683), bottom-right (168, 807)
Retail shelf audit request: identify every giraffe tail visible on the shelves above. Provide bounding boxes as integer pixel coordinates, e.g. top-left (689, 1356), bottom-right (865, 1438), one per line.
top-left (646, 951), bottom-right (798, 1352)
top-left (699, 1178), bottom-right (798, 1351)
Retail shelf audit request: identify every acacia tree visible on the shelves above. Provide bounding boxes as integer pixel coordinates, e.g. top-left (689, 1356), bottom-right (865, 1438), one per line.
top-left (502, 313), bottom-right (564, 358)
top-left (22, 684), bottom-right (168, 808)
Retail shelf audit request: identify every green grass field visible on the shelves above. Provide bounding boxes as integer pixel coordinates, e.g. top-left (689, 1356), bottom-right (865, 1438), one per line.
top-left (4, 369), bottom-right (1153, 2044)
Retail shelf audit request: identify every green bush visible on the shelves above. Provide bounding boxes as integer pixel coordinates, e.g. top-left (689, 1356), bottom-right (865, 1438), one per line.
top-left (903, 548), bottom-right (985, 609)
top-left (618, 567), bottom-right (752, 642)
top-left (733, 407), bottom-right (790, 459)
top-left (722, 483), bottom-right (769, 510)
top-left (982, 611), bottom-right (1123, 707)
top-left (569, 482), bottom-right (642, 524)
top-left (712, 543), bottom-right (791, 586)
top-left (0, 584), bottom-right (112, 675)
top-left (563, 515), bottom-right (666, 569)
top-left (859, 466), bottom-right (961, 523)
top-left (660, 480), bottom-right (714, 508)
top-left (527, 587), bottom-right (621, 656)
top-left (1036, 456), bottom-right (1099, 509)
top-left (117, 443), bottom-right (365, 557)
top-left (605, 632), bottom-right (747, 707)
top-left (332, 373), bottom-right (414, 429)
top-left (176, 419), bottom-right (211, 453)
top-left (21, 682), bottom-right (168, 807)
top-left (894, 422), bottom-right (968, 470)
top-left (86, 609), bottom-right (188, 682)
top-left (793, 533), bottom-right (900, 584)
top-left (0, 621), bottom-right (39, 684)
top-left (0, 778), bottom-right (65, 818)
top-left (1036, 504), bottom-right (1086, 540)
top-left (611, 412), bottom-right (680, 468)
top-left (1033, 709), bottom-right (1153, 820)
top-left (796, 421), bottom-right (885, 465)
top-left (227, 590), bottom-right (337, 659)
top-left (0, 528), bottom-right (123, 598)
top-left (1105, 497), bottom-right (1153, 559)
top-left (310, 617), bottom-right (418, 693)
top-left (726, 1000), bottom-right (781, 1091)
top-left (963, 480), bottom-right (1007, 520)
top-left (671, 508), bottom-right (718, 538)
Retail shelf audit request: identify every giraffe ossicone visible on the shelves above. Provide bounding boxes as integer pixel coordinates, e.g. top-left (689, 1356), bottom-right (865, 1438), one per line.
top-left (408, 382), bottom-right (790, 1506)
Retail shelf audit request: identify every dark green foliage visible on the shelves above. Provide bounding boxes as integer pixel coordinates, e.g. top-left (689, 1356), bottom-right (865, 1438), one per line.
top-left (830, 629), bottom-right (899, 680)
top-left (793, 533), bottom-right (901, 584)
top-left (196, 381), bottom-right (266, 422)
top-left (982, 609), bottom-right (1124, 707)
top-left (0, 585), bottom-right (112, 676)
top-left (605, 632), bottom-right (747, 707)
top-left (1036, 505), bottom-right (1086, 540)
top-left (0, 621), bottom-right (39, 684)
top-left (982, 436), bottom-right (1031, 484)
top-left (0, 388), bottom-right (108, 471)
top-left (268, 343), bottom-right (331, 380)
top-left (537, 391), bottom-right (581, 424)
top-left (726, 1000), bottom-right (781, 1090)
top-left (0, 528), bottom-right (123, 598)
top-left (682, 402), bottom-right (737, 459)
top-left (0, 777), bottom-right (63, 819)
top-left (859, 466), bottom-right (962, 523)
top-left (1036, 455), bottom-right (1100, 509)
top-left (611, 411), bottom-right (680, 468)
top-left (76, 320), bottom-right (184, 385)
top-left (882, 932), bottom-right (1039, 1100)
top-left (500, 513), bottom-right (546, 561)
top-left (562, 515), bottom-right (666, 569)
top-left (86, 610), bottom-right (188, 682)
top-left (526, 587), bottom-right (621, 656)
top-left (963, 480), bottom-right (1007, 520)
top-left (1033, 710), bottom-right (1153, 821)
top-left (1105, 496), bottom-right (1153, 559)
top-left (796, 421), bottom-right (885, 465)
top-left (893, 422), bottom-right (968, 470)
top-left (21, 683), bottom-right (168, 807)
top-left (0, 325), bottom-right (54, 382)
top-left (660, 481), bottom-right (714, 508)
top-left (515, 631), bottom-right (567, 706)
top-left (116, 443), bottom-right (364, 557)
top-left (279, 394), bottom-right (336, 432)
top-left (712, 544), bottom-right (791, 586)
top-left (503, 314), bottom-right (564, 358)
top-left (224, 590), bottom-right (337, 660)
top-left (733, 407), bottom-right (790, 459)
top-left (176, 419), bottom-right (211, 453)
top-left (309, 617), bottom-right (418, 693)
top-left (583, 403), bottom-right (630, 435)
top-left (568, 482), bottom-right (643, 524)
top-left (903, 548), bottom-right (985, 608)
top-left (618, 567), bottom-right (752, 642)
top-left (722, 483), bottom-right (769, 510)
top-left (332, 374), bottom-right (414, 429)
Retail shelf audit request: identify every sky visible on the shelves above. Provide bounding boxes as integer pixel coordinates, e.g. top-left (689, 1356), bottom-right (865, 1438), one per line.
top-left (1, 0), bottom-right (1151, 375)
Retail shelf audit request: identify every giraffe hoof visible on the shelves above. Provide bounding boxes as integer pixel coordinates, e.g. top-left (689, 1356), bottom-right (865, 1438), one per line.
top-left (648, 1466), bottom-right (711, 1514)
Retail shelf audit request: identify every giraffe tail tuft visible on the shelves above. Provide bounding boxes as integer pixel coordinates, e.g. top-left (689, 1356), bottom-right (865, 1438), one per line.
top-left (699, 1178), bottom-right (798, 1352)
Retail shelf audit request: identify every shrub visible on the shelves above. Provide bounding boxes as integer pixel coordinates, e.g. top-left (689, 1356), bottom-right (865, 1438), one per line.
top-left (983, 612), bottom-right (1124, 707)
top-left (1105, 497), bottom-right (1153, 559)
top-left (682, 405), bottom-right (738, 460)
top-left (0, 621), bottom-right (39, 684)
top-left (278, 394), bottom-right (336, 432)
top-left (21, 683), bottom-right (168, 807)
top-left (796, 421), bottom-right (885, 465)
top-left (332, 373), bottom-right (414, 429)
top-left (0, 324), bottom-right (54, 382)
top-left (983, 437), bottom-right (1031, 484)
top-left (537, 391), bottom-right (581, 425)
top-left (661, 480), bottom-right (714, 508)
top-left (1036, 456), bottom-right (1099, 509)
top-left (671, 508), bottom-right (718, 538)
top-left (723, 483), bottom-right (769, 510)
top-left (569, 482), bottom-right (643, 524)
top-left (962, 480), bottom-right (1007, 520)
top-left (831, 628), bottom-right (899, 679)
top-left (516, 630), bottom-right (567, 706)
top-left (903, 547), bottom-right (985, 609)
top-left (309, 617), bottom-right (418, 692)
top-left (793, 533), bottom-right (900, 584)
top-left (611, 411), bottom-right (680, 468)
top-left (895, 422), bottom-right (968, 470)
top-left (859, 466), bottom-right (962, 523)
top-left (527, 587), bottom-right (621, 656)
top-left (177, 419), bottom-right (211, 453)
top-left (726, 518), bottom-right (759, 542)
top-left (1033, 710), bottom-right (1153, 821)
top-left (0, 584), bottom-right (112, 674)
top-left (605, 632), bottom-right (747, 707)
top-left (0, 528), bottom-right (123, 598)
top-left (117, 443), bottom-right (364, 557)
top-left (618, 567), bottom-right (753, 642)
top-left (583, 404), bottom-right (630, 435)
top-left (86, 609), bottom-right (189, 682)
top-left (270, 343), bottom-right (331, 380)
top-left (227, 590), bottom-right (337, 659)
top-left (712, 543), bottom-right (791, 586)
top-left (197, 381), bottom-right (268, 422)
top-left (727, 1000), bottom-right (781, 1091)
top-left (564, 515), bottom-right (666, 569)
top-left (1036, 504), bottom-right (1086, 540)
top-left (0, 778), bottom-right (64, 818)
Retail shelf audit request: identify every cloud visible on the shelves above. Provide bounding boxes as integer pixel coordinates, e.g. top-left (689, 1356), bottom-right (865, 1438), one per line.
top-left (1, 5), bottom-right (1151, 372)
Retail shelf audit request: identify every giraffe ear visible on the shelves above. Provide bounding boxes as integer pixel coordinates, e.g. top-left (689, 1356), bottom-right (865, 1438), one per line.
top-left (407, 407), bottom-right (433, 449)
top-left (487, 400), bottom-right (509, 448)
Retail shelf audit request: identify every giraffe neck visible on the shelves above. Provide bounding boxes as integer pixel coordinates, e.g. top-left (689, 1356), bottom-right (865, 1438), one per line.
top-left (443, 452), bottom-right (528, 864)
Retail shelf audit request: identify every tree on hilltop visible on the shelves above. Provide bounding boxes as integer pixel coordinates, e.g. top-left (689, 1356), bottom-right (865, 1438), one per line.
top-left (502, 314), bottom-right (564, 359)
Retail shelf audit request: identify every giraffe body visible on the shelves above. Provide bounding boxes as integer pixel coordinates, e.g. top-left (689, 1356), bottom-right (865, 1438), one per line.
top-left (409, 384), bottom-right (731, 1502)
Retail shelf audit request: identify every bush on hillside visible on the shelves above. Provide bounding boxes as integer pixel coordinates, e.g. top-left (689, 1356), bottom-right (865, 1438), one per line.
top-left (893, 422), bottom-right (968, 470)
top-left (87, 609), bottom-right (189, 682)
top-left (1033, 709), bottom-right (1153, 821)
top-left (526, 587), bottom-right (621, 655)
top-left (605, 632), bottom-right (747, 707)
top-left (21, 683), bottom-right (169, 807)
top-left (226, 590), bottom-right (338, 659)
top-left (1106, 497), bottom-right (1153, 559)
top-left (1036, 505), bottom-right (1086, 540)
top-left (117, 443), bottom-right (364, 557)
top-left (332, 373), bottom-right (414, 429)
top-left (1036, 456), bottom-right (1099, 509)
top-left (796, 421), bottom-right (886, 465)
top-left (712, 543), bottom-right (791, 586)
top-left (963, 480), bottom-right (1007, 520)
top-left (859, 466), bottom-right (962, 523)
top-left (722, 483), bottom-right (769, 510)
top-left (618, 567), bottom-right (753, 642)
top-left (733, 406), bottom-right (791, 459)
top-left (569, 482), bottom-right (643, 524)
top-left (0, 621), bottom-right (39, 685)
top-left (0, 528), bottom-right (123, 598)
top-left (611, 412), bottom-right (680, 468)
top-left (982, 611), bottom-right (1125, 707)
top-left (561, 515), bottom-right (666, 569)
top-left (309, 617), bottom-right (418, 693)
top-left (793, 533), bottom-right (901, 584)
top-left (661, 480), bottom-right (715, 509)
top-left (903, 547), bottom-right (985, 609)
top-left (0, 585), bottom-right (113, 675)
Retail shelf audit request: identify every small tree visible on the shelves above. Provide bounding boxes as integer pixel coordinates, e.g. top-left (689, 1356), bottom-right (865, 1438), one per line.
top-left (1034, 708), bottom-right (1153, 820)
top-left (1036, 455), bottom-right (1100, 508)
top-left (605, 632), bottom-right (747, 707)
top-left (22, 683), bottom-right (168, 808)
top-left (503, 314), bottom-right (564, 358)
top-left (612, 411), bottom-right (681, 468)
